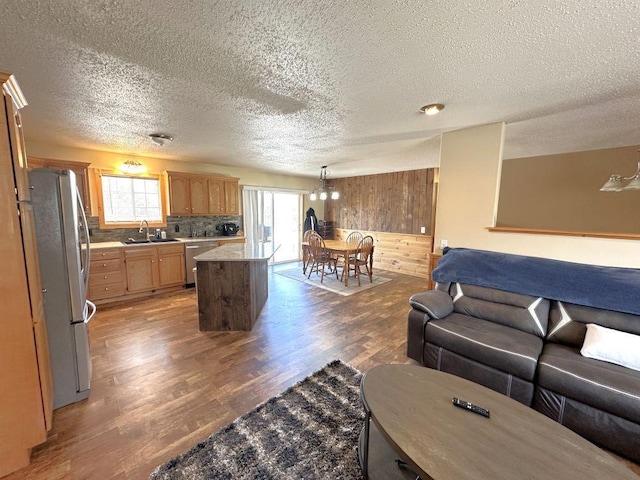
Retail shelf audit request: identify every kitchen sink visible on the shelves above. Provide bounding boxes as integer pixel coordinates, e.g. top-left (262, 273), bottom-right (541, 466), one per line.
top-left (122, 238), bottom-right (180, 245)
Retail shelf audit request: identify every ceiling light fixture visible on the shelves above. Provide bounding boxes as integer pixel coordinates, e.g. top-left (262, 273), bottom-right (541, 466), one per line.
top-left (149, 133), bottom-right (173, 146)
top-left (119, 158), bottom-right (146, 174)
top-left (600, 150), bottom-right (640, 191)
top-left (309, 166), bottom-right (339, 201)
top-left (420, 103), bottom-right (445, 115)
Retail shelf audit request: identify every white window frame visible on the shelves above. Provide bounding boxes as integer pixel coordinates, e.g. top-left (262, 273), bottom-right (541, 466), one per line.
top-left (97, 172), bottom-right (167, 229)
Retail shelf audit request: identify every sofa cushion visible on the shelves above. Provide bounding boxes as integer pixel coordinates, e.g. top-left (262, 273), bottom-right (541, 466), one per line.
top-left (581, 324), bottom-right (640, 372)
top-left (450, 283), bottom-right (549, 338)
top-left (537, 343), bottom-right (640, 424)
top-left (546, 301), bottom-right (640, 347)
top-left (425, 313), bottom-right (543, 381)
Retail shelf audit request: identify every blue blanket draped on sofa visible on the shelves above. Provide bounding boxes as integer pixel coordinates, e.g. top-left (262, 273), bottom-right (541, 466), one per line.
top-left (432, 247), bottom-right (640, 316)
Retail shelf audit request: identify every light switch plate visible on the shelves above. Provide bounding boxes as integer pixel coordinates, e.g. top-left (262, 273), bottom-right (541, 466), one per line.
top-left (440, 239), bottom-right (448, 248)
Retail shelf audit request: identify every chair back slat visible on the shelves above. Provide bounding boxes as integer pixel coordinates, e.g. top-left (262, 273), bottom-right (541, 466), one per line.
top-left (357, 235), bottom-right (374, 262)
top-left (346, 231), bottom-right (363, 247)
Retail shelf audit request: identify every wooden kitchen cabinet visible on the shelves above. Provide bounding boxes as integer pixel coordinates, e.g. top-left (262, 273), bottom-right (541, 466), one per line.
top-left (208, 177), bottom-right (240, 215)
top-left (189, 176), bottom-right (209, 214)
top-left (158, 244), bottom-right (186, 286)
top-left (28, 157), bottom-right (91, 215)
top-left (168, 174), bottom-right (191, 215)
top-left (89, 248), bottom-right (125, 300)
top-left (0, 70), bottom-right (52, 477)
top-left (124, 247), bottom-right (159, 293)
top-left (168, 171), bottom-right (239, 216)
top-left (168, 173), bottom-right (209, 215)
top-left (125, 243), bottom-right (185, 293)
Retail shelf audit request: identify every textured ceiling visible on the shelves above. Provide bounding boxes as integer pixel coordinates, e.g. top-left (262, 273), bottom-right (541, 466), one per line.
top-left (1, 1), bottom-right (639, 178)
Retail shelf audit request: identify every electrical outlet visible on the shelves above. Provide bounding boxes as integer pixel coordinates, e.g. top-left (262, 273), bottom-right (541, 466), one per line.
top-left (420, 226), bottom-right (426, 234)
top-left (440, 239), bottom-right (448, 249)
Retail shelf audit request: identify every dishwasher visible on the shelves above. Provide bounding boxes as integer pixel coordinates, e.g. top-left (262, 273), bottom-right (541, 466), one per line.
top-left (185, 240), bottom-right (219, 286)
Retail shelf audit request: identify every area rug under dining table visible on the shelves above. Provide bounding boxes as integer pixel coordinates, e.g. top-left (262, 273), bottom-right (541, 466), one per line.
top-left (150, 360), bottom-right (365, 479)
top-left (275, 267), bottom-right (391, 296)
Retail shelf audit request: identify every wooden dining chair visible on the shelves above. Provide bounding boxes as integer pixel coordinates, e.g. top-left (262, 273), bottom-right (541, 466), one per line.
top-left (302, 229), bottom-right (315, 274)
top-left (334, 230), bottom-right (363, 264)
top-left (307, 233), bottom-right (338, 283)
top-left (339, 235), bottom-right (374, 286)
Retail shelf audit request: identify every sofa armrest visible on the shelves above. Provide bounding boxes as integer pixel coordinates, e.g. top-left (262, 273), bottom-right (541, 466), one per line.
top-left (409, 290), bottom-right (454, 319)
top-left (407, 291), bottom-right (454, 363)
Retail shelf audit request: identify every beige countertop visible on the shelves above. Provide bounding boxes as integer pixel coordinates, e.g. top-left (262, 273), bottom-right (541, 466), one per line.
top-left (194, 242), bottom-right (279, 262)
top-left (90, 236), bottom-right (246, 250)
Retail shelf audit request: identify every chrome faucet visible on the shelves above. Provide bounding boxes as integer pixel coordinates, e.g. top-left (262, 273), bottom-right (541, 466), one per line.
top-left (139, 220), bottom-right (150, 239)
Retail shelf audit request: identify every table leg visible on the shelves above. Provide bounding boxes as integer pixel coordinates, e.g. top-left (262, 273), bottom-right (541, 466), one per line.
top-left (345, 251), bottom-right (350, 286)
top-left (362, 410), bottom-right (370, 479)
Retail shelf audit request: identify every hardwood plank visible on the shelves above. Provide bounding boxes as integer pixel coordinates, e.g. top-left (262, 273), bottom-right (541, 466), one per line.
top-left (5, 265), bottom-right (639, 479)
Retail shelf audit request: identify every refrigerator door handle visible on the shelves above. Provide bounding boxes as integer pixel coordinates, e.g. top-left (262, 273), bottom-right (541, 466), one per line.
top-left (77, 186), bottom-right (91, 284)
top-left (84, 300), bottom-right (96, 324)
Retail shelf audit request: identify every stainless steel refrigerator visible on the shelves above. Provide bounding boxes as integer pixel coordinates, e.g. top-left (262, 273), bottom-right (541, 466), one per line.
top-left (29, 168), bottom-right (96, 409)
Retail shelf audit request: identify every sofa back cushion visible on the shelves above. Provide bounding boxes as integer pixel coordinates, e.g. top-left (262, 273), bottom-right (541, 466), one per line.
top-left (449, 283), bottom-right (550, 338)
top-left (547, 301), bottom-right (640, 347)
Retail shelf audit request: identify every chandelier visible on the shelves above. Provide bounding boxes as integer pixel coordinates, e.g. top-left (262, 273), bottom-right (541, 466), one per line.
top-left (600, 150), bottom-right (640, 191)
top-left (309, 166), bottom-right (340, 201)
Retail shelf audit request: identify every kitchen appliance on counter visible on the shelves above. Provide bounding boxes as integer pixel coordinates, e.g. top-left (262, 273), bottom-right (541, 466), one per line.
top-left (29, 168), bottom-right (96, 409)
top-left (216, 222), bottom-right (239, 236)
top-left (185, 240), bottom-right (219, 286)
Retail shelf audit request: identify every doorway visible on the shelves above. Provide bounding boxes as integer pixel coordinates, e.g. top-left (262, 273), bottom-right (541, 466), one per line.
top-left (243, 188), bottom-right (302, 264)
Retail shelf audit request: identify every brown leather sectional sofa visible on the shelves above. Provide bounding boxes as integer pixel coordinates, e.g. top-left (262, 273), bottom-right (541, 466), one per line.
top-left (407, 248), bottom-right (640, 463)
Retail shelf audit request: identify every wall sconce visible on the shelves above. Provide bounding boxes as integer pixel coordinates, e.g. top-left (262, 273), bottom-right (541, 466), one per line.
top-left (119, 159), bottom-right (146, 174)
top-left (600, 150), bottom-right (640, 191)
top-left (309, 166), bottom-right (339, 201)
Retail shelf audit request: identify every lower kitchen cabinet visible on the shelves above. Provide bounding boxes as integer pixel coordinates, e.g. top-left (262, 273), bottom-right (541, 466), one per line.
top-left (158, 246), bottom-right (186, 286)
top-left (89, 248), bottom-right (125, 300)
top-left (124, 244), bottom-right (185, 294)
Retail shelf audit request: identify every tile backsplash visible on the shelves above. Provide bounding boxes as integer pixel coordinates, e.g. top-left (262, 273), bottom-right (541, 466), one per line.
top-left (88, 215), bottom-right (243, 243)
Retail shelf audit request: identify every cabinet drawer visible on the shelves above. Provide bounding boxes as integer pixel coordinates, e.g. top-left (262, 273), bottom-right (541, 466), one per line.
top-left (92, 248), bottom-right (122, 260)
top-left (89, 282), bottom-right (125, 300)
top-left (156, 243), bottom-right (185, 254)
top-left (92, 258), bottom-right (122, 272)
top-left (89, 270), bottom-right (123, 286)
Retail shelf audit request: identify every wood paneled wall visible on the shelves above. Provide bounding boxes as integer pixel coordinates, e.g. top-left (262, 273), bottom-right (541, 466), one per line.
top-left (325, 169), bottom-right (437, 234)
top-left (334, 228), bottom-right (432, 279)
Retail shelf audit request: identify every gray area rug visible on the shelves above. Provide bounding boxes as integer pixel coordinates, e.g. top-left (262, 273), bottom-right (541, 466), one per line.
top-left (276, 267), bottom-right (392, 296)
top-left (150, 360), bottom-right (365, 479)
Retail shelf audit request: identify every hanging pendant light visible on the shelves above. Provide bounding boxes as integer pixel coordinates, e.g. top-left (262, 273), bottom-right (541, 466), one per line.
top-left (600, 150), bottom-right (640, 191)
top-left (309, 166), bottom-right (339, 201)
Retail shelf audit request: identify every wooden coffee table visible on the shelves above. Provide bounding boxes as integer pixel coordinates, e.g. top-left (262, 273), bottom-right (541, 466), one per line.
top-left (359, 364), bottom-right (639, 480)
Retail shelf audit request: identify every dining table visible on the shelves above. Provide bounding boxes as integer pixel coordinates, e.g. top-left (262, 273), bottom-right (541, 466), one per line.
top-left (303, 239), bottom-right (374, 286)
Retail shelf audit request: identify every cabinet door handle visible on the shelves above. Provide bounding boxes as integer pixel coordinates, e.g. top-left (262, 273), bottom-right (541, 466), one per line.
top-left (42, 288), bottom-right (47, 294)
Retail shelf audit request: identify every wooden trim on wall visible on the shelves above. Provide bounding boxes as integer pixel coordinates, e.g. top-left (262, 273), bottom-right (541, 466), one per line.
top-left (487, 226), bottom-right (640, 240)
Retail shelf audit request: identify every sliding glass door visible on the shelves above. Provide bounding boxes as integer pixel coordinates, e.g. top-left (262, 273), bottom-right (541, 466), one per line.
top-left (243, 187), bottom-right (302, 264)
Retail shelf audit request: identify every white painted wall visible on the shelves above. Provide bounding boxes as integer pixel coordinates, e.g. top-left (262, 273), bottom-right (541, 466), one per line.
top-left (434, 123), bottom-right (640, 268)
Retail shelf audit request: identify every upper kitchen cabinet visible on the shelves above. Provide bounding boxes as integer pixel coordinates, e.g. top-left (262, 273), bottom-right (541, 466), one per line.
top-left (28, 157), bottom-right (92, 215)
top-left (208, 177), bottom-right (240, 215)
top-left (0, 70), bottom-right (52, 477)
top-left (167, 172), bottom-right (239, 216)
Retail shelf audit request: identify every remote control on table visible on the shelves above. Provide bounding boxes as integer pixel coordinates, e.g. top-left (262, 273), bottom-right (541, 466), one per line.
top-left (452, 397), bottom-right (490, 418)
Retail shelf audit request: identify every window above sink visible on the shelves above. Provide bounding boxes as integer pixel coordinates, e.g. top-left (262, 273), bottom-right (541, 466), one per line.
top-left (96, 172), bottom-right (167, 229)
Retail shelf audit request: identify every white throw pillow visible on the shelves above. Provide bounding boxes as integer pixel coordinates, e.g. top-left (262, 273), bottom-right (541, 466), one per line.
top-left (581, 324), bottom-right (640, 372)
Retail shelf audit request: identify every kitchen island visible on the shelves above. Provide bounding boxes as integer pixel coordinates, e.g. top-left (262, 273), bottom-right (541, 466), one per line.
top-left (194, 242), bottom-right (279, 331)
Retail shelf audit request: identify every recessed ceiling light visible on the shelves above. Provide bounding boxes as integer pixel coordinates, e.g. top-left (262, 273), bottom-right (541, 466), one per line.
top-left (420, 103), bottom-right (445, 115)
top-left (149, 133), bottom-right (173, 146)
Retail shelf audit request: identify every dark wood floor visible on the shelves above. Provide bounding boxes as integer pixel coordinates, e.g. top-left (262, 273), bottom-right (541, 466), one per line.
top-left (8, 264), bottom-right (639, 479)
top-left (9, 264), bottom-right (417, 479)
